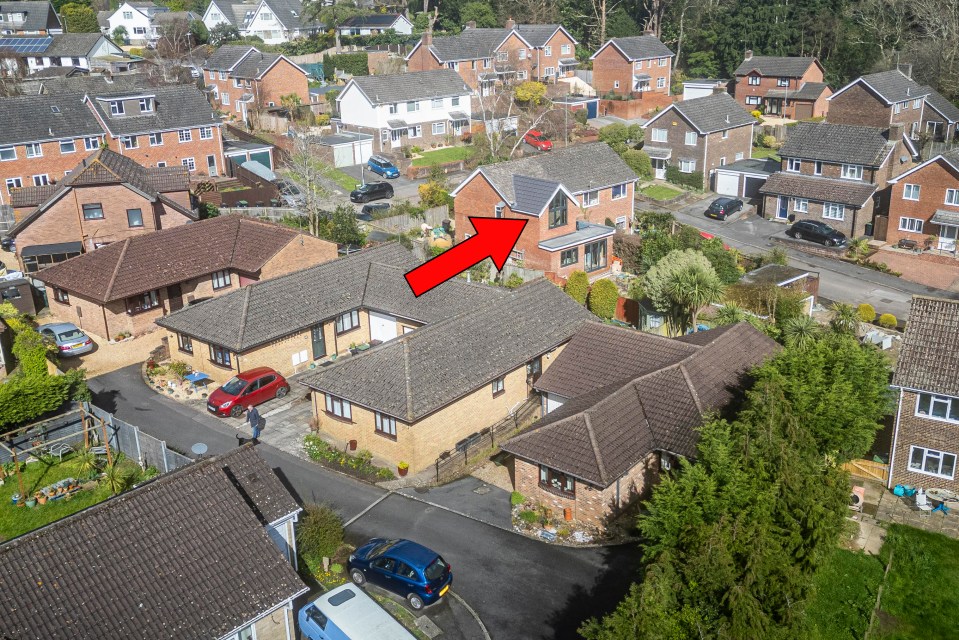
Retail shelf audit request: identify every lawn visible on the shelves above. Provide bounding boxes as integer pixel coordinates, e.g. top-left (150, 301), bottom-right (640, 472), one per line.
top-left (411, 146), bottom-right (473, 167)
top-left (326, 166), bottom-right (360, 192)
top-left (806, 547), bottom-right (885, 640)
top-left (640, 184), bottom-right (683, 201)
top-left (752, 146), bottom-right (781, 161)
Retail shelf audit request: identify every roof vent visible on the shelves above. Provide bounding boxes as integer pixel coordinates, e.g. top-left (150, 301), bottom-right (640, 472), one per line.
top-left (725, 114), bottom-right (730, 124)
top-left (48, 127), bottom-right (53, 135)
top-left (906, 87), bottom-right (911, 96)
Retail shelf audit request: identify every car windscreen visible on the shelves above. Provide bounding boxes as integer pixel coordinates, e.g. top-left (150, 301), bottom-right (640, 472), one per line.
top-left (819, 223), bottom-right (837, 233)
top-left (221, 376), bottom-right (247, 395)
top-left (57, 329), bottom-right (84, 341)
top-left (367, 539), bottom-right (400, 559)
top-left (425, 557), bottom-right (449, 581)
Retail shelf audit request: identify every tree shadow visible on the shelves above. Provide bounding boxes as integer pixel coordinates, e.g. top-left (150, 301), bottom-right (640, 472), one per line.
top-left (90, 387), bottom-right (118, 414)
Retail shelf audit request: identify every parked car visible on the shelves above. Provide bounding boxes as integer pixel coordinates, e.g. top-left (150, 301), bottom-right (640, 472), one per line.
top-left (358, 202), bottom-right (391, 221)
top-left (367, 155), bottom-right (400, 179)
top-left (206, 367), bottom-right (290, 418)
top-left (524, 129), bottom-right (553, 151)
top-left (350, 181), bottom-right (394, 203)
top-left (37, 322), bottom-right (94, 357)
top-left (276, 179), bottom-right (304, 207)
top-left (299, 584), bottom-right (416, 640)
top-left (0, 236), bottom-right (14, 252)
top-left (786, 219), bottom-right (847, 247)
top-left (704, 197), bottom-right (744, 220)
top-left (348, 538), bottom-right (453, 611)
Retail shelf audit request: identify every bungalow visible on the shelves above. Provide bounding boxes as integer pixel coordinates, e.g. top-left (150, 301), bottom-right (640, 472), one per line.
top-left (298, 278), bottom-right (593, 474)
top-left (337, 13), bottom-right (412, 36)
top-left (35, 215), bottom-right (336, 340)
top-left (828, 69), bottom-right (930, 138)
top-left (590, 34), bottom-right (674, 97)
top-left (13, 33), bottom-right (129, 75)
top-left (0, 446), bottom-right (309, 640)
top-left (886, 150), bottom-right (959, 252)
top-left (501, 321), bottom-right (780, 528)
top-left (731, 51), bottom-right (830, 118)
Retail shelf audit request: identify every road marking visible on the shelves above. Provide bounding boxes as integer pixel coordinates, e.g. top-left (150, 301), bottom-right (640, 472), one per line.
top-left (344, 491), bottom-right (392, 527)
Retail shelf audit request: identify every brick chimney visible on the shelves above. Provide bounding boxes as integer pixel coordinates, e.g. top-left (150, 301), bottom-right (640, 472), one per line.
top-left (465, 20), bottom-right (476, 29)
top-left (423, 29), bottom-right (432, 45)
top-left (505, 17), bottom-right (516, 30)
top-left (745, 49), bottom-right (753, 61)
top-left (888, 122), bottom-right (904, 142)
top-left (897, 62), bottom-right (913, 79)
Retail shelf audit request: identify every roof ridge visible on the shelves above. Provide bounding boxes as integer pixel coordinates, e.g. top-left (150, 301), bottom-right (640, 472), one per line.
top-left (227, 214), bottom-right (244, 266)
top-left (236, 286), bottom-right (252, 350)
top-left (360, 261), bottom-right (375, 307)
top-left (678, 362), bottom-right (704, 414)
top-left (103, 237), bottom-right (131, 300)
top-left (582, 412), bottom-right (608, 486)
top-left (403, 339), bottom-right (414, 422)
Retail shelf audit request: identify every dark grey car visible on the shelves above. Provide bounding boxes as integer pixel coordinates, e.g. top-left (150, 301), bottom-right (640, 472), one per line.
top-left (786, 219), bottom-right (847, 247)
top-left (705, 197), bottom-right (744, 220)
top-left (350, 181), bottom-right (394, 203)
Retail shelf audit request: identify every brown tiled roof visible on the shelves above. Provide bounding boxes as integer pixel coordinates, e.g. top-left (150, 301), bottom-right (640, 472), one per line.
top-left (502, 323), bottom-right (780, 487)
top-left (10, 184), bottom-right (57, 208)
top-left (759, 172), bottom-right (877, 207)
top-left (35, 216), bottom-right (313, 302)
top-left (0, 446), bottom-right (307, 640)
top-left (893, 296), bottom-right (959, 396)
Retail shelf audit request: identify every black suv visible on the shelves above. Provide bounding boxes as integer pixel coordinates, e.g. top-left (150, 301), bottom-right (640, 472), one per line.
top-left (705, 197), bottom-right (744, 220)
top-left (786, 219), bottom-right (847, 247)
top-left (350, 181), bottom-right (394, 203)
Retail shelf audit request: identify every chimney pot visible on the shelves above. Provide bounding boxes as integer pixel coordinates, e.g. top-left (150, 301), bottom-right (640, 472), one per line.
top-left (505, 17), bottom-right (515, 30)
top-left (745, 49), bottom-right (753, 61)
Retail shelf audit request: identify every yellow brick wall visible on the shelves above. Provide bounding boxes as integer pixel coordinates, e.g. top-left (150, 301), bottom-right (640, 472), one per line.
top-left (252, 604), bottom-right (294, 640)
top-left (258, 234), bottom-right (337, 280)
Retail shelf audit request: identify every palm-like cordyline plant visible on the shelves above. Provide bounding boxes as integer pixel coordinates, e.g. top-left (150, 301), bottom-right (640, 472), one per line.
top-left (782, 315), bottom-right (821, 349)
top-left (712, 303), bottom-right (747, 326)
top-left (667, 267), bottom-right (725, 333)
top-left (829, 302), bottom-right (860, 335)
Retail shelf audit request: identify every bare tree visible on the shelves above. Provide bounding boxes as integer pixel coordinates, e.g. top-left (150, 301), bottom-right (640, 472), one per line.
top-left (498, 0), bottom-right (558, 25)
top-left (576, 0), bottom-right (622, 47)
top-left (285, 128), bottom-right (352, 236)
top-left (0, 53), bottom-right (26, 96)
top-left (472, 81), bottom-right (562, 161)
top-left (908, 0), bottom-right (959, 99)
top-left (848, 0), bottom-right (912, 65)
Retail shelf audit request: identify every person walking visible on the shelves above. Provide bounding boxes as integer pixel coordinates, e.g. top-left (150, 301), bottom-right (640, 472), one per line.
top-left (246, 405), bottom-right (261, 444)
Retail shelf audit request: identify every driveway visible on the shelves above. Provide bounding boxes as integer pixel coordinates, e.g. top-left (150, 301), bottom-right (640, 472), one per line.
top-left (339, 164), bottom-right (423, 201)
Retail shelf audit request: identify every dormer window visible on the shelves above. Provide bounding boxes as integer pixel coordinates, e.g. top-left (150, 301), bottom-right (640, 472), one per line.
top-left (138, 97), bottom-right (153, 112)
top-left (110, 100), bottom-right (124, 116)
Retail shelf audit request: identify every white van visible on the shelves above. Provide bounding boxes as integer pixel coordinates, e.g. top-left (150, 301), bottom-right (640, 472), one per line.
top-left (298, 584), bottom-right (417, 640)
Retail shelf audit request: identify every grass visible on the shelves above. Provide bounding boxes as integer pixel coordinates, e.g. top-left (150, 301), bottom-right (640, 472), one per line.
top-left (640, 184), bottom-right (683, 201)
top-left (411, 146), bottom-right (472, 166)
top-left (806, 547), bottom-right (884, 639)
top-left (752, 146), bottom-right (781, 161)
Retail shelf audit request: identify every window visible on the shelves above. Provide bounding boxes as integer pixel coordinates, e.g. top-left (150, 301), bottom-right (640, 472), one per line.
top-left (496, 51), bottom-right (508, 62)
top-left (156, 162), bottom-right (166, 168)
top-left (946, 189), bottom-right (959, 205)
top-left (177, 333), bottom-right (193, 353)
top-left (149, 132), bottom-right (163, 146)
top-left (375, 412), bottom-right (396, 438)
top-left (894, 101), bottom-right (902, 114)
top-left (548, 192), bottom-right (567, 228)
top-left (494, 202), bottom-right (505, 218)
top-left (721, 129), bottom-right (728, 139)
top-left (613, 81), bottom-right (620, 89)
top-left (211, 269), bottom-right (231, 290)
top-left (219, 70), bottom-right (227, 80)
top-left (814, 160), bottom-right (822, 175)
top-left (335, 309), bottom-right (359, 334)
top-left (793, 198), bottom-right (808, 213)
top-left (584, 239), bottom-right (607, 272)
top-left (539, 465), bottom-right (575, 496)
top-left (777, 77), bottom-right (789, 87)
top-left (544, 45), bottom-right (552, 57)
top-left (583, 189), bottom-right (599, 207)
top-left (659, 57), bottom-right (667, 66)
top-left (451, 96), bottom-right (460, 107)
top-left (122, 136), bottom-right (138, 149)
top-left (126, 208), bottom-right (143, 227)
top-left (719, 157), bottom-right (726, 166)
top-left (5, 177), bottom-right (22, 192)
top-left (82, 203), bottom-right (104, 220)
top-left (325, 394), bottom-right (352, 420)
top-left (59, 139), bottom-right (75, 154)
top-left (735, 152), bottom-right (744, 161)
top-left (611, 183), bottom-right (628, 200)
top-left (679, 159), bottom-right (696, 173)
top-left (32, 174), bottom-right (49, 186)
top-left (123, 10), bottom-right (132, 18)
top-left (446, 61), bottom-right (459, 70)
top-left (110, 100), bottom-right (124, 115)
top-left (431, 97), bottom-right (443, 109)
top-left (221, 92), bottom-right (229, 105)
top-left (261, 11), bottom-right (272, 19)
top-left (560, 247), bottom-right (578, 267)
top-left (25, 143), bottom-right (41, 158)
top-left (388, 103), bottom-right (397, 114)
top-left (684, 131), bottom-right (697, 146)
top-left (903, 184), bottom-right (920, 200)
top-left (917, 392), bottom-right (959, 423)
top-left (182, 157), bottom-right (195, 171)
top-left (899, 217), bottom-right (923, 233)
top-left (562, 44), bottom-right (571, 55)
top-left (0, 146), bottom-right (15, 161)
top-left (199, 126), bottom-right (213, 140)
top-left (126, 290), bottom-right (159, 314)
top-left (908, 446), bottom-right (957, 479)
top-left (841, 164), bottom-right (864, 180)
top-left (482, 58), bottom-right (491, 69)
top-left (516, 70), bottom-right (528, 80)
top-left (138, 97), bottom-right (153, 112)
top-left (84, 137), bottom-right (100, 151)
top-left (406, 100), bottom-right (419, 112)
top-left (491, 377), bottom-right (505, 396)
top-left (657, 77), bottom-right (666, 89)
top-left (210, 343), bottom-right (231, 367)
top-left (748, 75), bottom-right (760, 85)
top-left (823, 202), bottom-right (845, 220)
top-left (787, 158), bottom-right (801, 172)
top-left (913, 98), bottom-right (922, 109)
top-left (432, 122), bottom-right (446, 135)
top-left (408, 125), bottom-right (422, 139)
top-left (53, 287), bottom-right (69, 303)
top-left (178, 129), bottom-right (192, 143)
top-left (233, 77), bottom-right (242, 88)
top-left (651, 128), bottom-right (667, 143)
top-left (544, 66), bottom-right (555, 77)
top-left (745, 95), bottom-right (761, 105)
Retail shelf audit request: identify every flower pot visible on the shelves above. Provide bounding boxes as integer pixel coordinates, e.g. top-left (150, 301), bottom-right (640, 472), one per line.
top-left (349, 440), bottom-right (357, 451)
top-left (26, 498), bottom-right (37, 508)
top-left (37, 495), bottom-right (47, 505)
top-left (564, 507), bottom-right (573, 521)
top-left (398, 465), bottom-right (408, 477)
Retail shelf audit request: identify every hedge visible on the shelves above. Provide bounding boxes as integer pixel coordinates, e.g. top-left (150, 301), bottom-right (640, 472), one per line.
top-left (322, 52), bottom-right (369, 81)
top-left (588, 279), bottom-right (620, 319)
top-left (564, 271), bottom-right (589, 305)
top-left (665, 165), bottom-right (704, 190)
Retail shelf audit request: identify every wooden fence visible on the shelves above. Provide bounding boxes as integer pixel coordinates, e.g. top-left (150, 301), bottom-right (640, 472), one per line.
top-left (843, 459), bottom-right (889, 485)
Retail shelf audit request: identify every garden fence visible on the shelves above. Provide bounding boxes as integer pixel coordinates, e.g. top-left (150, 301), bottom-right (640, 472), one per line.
top-left (369, 205), bottom-right (448, 235)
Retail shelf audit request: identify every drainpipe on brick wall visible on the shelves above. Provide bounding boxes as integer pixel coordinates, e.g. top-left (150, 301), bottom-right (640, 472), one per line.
top-left (888, 386), bottom-right (904, 489)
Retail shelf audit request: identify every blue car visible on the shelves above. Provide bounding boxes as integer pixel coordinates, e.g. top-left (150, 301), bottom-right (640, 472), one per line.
top-left (348, 538), bottom-right (452, 610)
top-left (367, 155), bottom-right (400, 179)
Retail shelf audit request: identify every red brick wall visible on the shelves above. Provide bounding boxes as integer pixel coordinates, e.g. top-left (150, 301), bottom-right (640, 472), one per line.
top-left (887, 159), bottom-right (959, 246)
top-left (533, 31), bottom-right (577, 80)
top-left (256, 59), bottom-right (310, 111)
top-left (704, 126), bottom-right (753, 176)
top-left (828, 83), bottom-right (892, 128)
top-left (106, 125), bottom-right (224, 177)
top-left (406, 41), bottom-right (444, 75)
top-left (891, 390), bottom-right (959, 493)
top-left (592, 44), bottom-right (671, 97)
top-left (1, 139), bottom-right (99, 201)
top-left (645, 112), bottom-right (705, 176)
top-left (762, 193), bottom-right (874, 237)
top-left (733, 62), bottom-right (824, 116)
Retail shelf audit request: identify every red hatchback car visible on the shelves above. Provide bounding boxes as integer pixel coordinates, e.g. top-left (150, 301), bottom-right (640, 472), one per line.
top-left (207, 367), bottom-right (290, 417)
top-left (524, 129), bottom-right (553, 151)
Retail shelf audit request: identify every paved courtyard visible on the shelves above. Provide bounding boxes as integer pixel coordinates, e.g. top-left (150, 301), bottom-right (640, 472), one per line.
top-left (874, 246), bottom-right (959, 291)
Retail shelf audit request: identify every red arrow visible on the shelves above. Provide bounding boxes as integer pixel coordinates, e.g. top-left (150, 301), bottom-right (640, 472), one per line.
top-left (404, 217), bottom-right (528, 297)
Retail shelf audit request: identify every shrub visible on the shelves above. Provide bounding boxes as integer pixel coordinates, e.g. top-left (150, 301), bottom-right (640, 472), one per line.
top-left (167, 361), bottom-right (189, 380)
top-left (857, 303), bottom-right (876, 323)
top-left (564, 271), bottom-right (590, 305)
top-left (299, 504), bottom-right (344, 562)
top-left (588, 278), bottom-right (620, 319)
top-left (504, 273), bottom-right (524, 289)
top-left (410, 145), bottom-right (423, 154)
top-left (665, 165), bottom-right (704, 190)
top-left (330, 563), bottom-right (343, 574)
top-left (574, 109), bottom-right (588, 126)
top-left (622, 149), bottom-right (652, 179)
top-left (510, 491), bottom-right (525, 506)
top-left (878, 313), bottom-right (897, 329)
top-left (519, 509), bottom-right (538, 525)
top-left (316, 113), bottom-right (331, 126)
top-left (750, 109), bottom-right (762, 119)
top-left (761, 134), bottom-right (777, 148)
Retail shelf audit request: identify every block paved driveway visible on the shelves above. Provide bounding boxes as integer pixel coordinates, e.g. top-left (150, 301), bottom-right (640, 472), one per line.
top-left (90, 365), bottom-right (643, 639)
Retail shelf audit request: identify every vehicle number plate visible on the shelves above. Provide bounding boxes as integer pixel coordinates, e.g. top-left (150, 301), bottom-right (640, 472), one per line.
top-left (439, 585), bottom-right (449, 597)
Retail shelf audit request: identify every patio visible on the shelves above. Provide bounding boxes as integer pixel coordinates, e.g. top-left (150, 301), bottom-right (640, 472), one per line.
top-left (855, 479), bottom-right (959, 542)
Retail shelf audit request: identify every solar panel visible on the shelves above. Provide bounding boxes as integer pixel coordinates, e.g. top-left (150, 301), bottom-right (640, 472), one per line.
top-left (0, 36), bottom-right (52, 53)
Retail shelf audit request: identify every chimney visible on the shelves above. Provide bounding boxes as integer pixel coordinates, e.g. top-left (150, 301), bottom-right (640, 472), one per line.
top-left (897, 62), bottom-right (913, 79)
top-left (745, 49), bottom-right (753, 61)
top-left (423, 29), bottom-right (432, 45)
top-left (465, 20), bottom-right (476, 29)
top-left (505, 17), bottom-right (515, 30)
top-left (888, 122), bottom-right (904, 143)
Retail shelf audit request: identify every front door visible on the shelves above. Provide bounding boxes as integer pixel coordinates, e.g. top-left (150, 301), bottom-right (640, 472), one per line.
top-left (765, 98), bottom-right (782, 116)
top-left (527, 356), bottom-right (542, 385)
top-left (653, 159), bottom-right (666, 180)
top-left (939, 224), bottom-right (958, 251)
top-left (207, 154), bottom-right (217, 177)
top-left (168, 284), bottom-right (183, 312)
top-left (777, 196), bottom-right (789, 219)
top-left (390, 129), bottom-right (402, 148)
top-left (311, 324), bottom-right (326, 360)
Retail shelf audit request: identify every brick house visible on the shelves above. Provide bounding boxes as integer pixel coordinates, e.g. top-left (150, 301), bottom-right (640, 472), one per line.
top-left (336, 69), bottom-right (472, 154)
top-left (0, 445), bottom-right (309, 640)
top-left (828, 69), bottom-right (930, 140)
top-left (7, 148), bottom-right (196, 272)
top-left (155, 243), bottom-right (507, 386)
top-left (590, 34), bottom-right (674, 97)
top-left (298, 278), bottom-right (592, 474)
top-left (919, 86), bottom-right (959, 142)
top-left (34, 216), bottom-right (335, 340)
top-left (0, 1), bottom-right (62, 35)
top-left (886, 150), bottom-right (959, 251)
top-left (202, 44), bottom-right (309, 122)
top-left (889, 296), bottom-right (959, 494)
top-left (731, 51), bottom-right (830, 118)
top-left (758, 121), bottom-right (915, 237)
top-left (642, 92), bottom-right (756, 188)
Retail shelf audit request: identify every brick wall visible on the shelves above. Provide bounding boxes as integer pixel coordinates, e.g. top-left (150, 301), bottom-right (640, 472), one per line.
top-left (532, 31), bottom-right (576, 81)
top-left (109, 125), bottom-right (224, 177)
top-left (891, 390), bottom-right (959, 493)
top-left (258, 234), bottom-right (338, 280)
top-left (406, 40), bottom-right (444, 74)
top-left (592, 45), bottom-right (671, 97)
top-left (645, 114), bottom-right (705, 175)
top-left (252, 604), bottom-right (293, 640)
top-left (257, 58), bottom-right (310, 111)
top-left (887, 159), bottom-right (959, 246)
top-left (762, 193), bottom-right (874, 237)
top-left (828, 83), bottom-right (891, 128)
top-left (1, 138), bottom-right (98, 198)
top-left (704, 125), bottom-right (753, 177)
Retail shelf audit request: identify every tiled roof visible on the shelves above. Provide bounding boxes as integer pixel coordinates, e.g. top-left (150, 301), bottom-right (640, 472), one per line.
top-left (669, 92), bottom-right (756, 133)
top-left (426, 28), bottom-right (511, 62)
top-left (734, 55), bottom-right (818, 77)
top-left (515, 24), bottom-right (569, 47)
top-left (502, 323), bottom-right (780, 487)
top-left (921, 86), bottom-right (959, 123)
top-left (894, 296), bottom-right (959, 397)
top-left (232, 50), bottom-right (282, 78)
top-left (43, 33), bottom-right (106, 57)
top-left (860, 69), bottom-right (929, 104)
top-left (86, 85), bottom-right (220, 136)
top-left (792, 81), bottom-right (830, 101)
top-left (759, 172), bottom-right (878, 207)
top-left (0, 92), bottom-right (102, 146)
top-left (262, 0), bottom-right (317, 31)
top-left (0, 1), bottom-right (61, 31)
top-left (22, 72), bottom-right (152, 95)
top-left (36, 216), bottom-right (311, 302)
top-left (340, 13), bottom-right (405, 28)
top-left (0, 446), bottom-right (307, 640)
top-left (603, 35), bottom-right (673, 61)
top-left (207, 0), bottom-right (238, 26)
top-left (10, 184), bottom-right (57, 208)
top-left (299, 279), bottom-right (592, 422)
top-left (779, 121), bottom-right (891, 166)
top-left (512, 174), bottom-right (561, 215)
top-left (348, 69), bottom-right (470, 105)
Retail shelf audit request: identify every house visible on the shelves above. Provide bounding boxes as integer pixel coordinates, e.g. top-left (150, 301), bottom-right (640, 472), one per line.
top-left (1, 33), bottom-right (130, 75)
top-left (202, 44), bottom-right (309, 122)
top-left (336, 69), bottom-right (472, 154)
top-left (0, 1), bottom-right (61, 35)
top-left (450, 142), bottom-right (638, 278)
top-left (102, 1), bottom-right (167, 44)
top-left (406, 19), bottom-right (578, 93)
top-left (731, 51), bottom-right (830, 119)
top-left (201, 0), bottom-right (320, 45)
top-left (0, 445), bottom-right (309, 640)
top-left (34, 215), bottom-right (336, 339)
top-left (337, 13), bottom-right (412, 36)
top-left (889, 296), bottom-right (959, 494)
top-left (590, 34), bottom-right (674, 97)
top-left (758, 121), bottom-right (914, 237)
top-left (155, 243), bottom-right (508, 385)
top-left (299, 278), bottom-right (593, 474)
top-left (642, 92), bottom-right (756, 188)
top-left (828, 69), bottom-right (930, 139)
top-left (886, 150), bottom-right (959, 252)
top-left (500, 321), bottom-right (780, 527)
top-left (919, 86), bottom-right (959, 142)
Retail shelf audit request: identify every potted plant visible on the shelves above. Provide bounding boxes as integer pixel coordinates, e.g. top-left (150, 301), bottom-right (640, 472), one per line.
top-left (349, 342), bottom-right (359, 355)
top-left (36, 492), bottom-right (47, 505)
top-left (25, 496), bottom-right (37, 508)
top-left (397, 461), bottom-right (409, 477)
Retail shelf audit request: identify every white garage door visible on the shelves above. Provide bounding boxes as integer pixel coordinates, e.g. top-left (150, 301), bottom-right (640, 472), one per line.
top-left (369, 311), bottom-right (397, 343)
top-left (715, 171), bottom-right (740, 196)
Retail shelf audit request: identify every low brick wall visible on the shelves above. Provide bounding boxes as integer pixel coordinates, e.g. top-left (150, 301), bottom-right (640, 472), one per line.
top-left (771, 235), bottom-right (848, 259)
top-left (404, 159), bottom-right (467, 180)
top-left (600, 93), bottom-right (676, 120)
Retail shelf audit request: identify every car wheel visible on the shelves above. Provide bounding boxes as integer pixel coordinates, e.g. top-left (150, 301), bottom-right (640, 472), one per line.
top-left (229, 405), bottom-right (243, 418)
top-left (350, 569), bottom-right (366, 585)
top-left (825, 239), bottom-right (835, 247)
top-left (407, 593), bottom-right (425, 611)
top-left (276, 385), bottom-right (289, 399)
top-left (794, 232), bottom-right (802, 241)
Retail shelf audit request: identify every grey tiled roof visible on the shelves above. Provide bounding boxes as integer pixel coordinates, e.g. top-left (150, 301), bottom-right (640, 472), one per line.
top-left (87, 85), bottom-right (220, 136)
top-left (512, 174), bottom-right (561, 214)
top-left (538, 221), bottom-right (614, 250)
top-left (472, 142), bottom-right (637, 201)
top-left (857, 69), bottom-right (929, 104)
top-left (340, 13), bottom-right (405, 28)
top-left (207, 0), bottom-right (238, 26)
top-left (502, 323), bottom-right (780, 487)
top-left (792, 81), bottom-right (830, 101)
top-left (894, 296), bottom-right (959, 396)
top-left (348, 69), bottom-right (470, 105)
top-left (232, 50), bottom-right (283, 79)
top-left (427, 28), bottom-right (511, 62)
top-left (515, 24), bottom-right (569, 47)
top-left (0, 1), bottom-right (61, 32)
top-left (262, 0), bottom-right (318, 31)
top-left (43, 33), bottom-right (108, 57)
top-left (759, 172), bottom-right (877, 207)
top-left (779, 122), bottom-right (891, 166)
top-left (203, 44), bottom-right (256, 70)
top-left (0, 445), bottom-right (307, 640)
top-left (299, 279), bottom-right (593, 422)
top-left (0, 93), bottom-right (104, 145)
top-left (921, 86), bottom-right (959, 122)
top-left (604, 35), bottom-right (673, 61)
top-left (22, 72), bottom-right (152, 95)
top-left (669, 92), bottom-right (756, 133)
top-left (932, 209), bottom-right (959, 226)
top-left (716, 157), bottom-right (779, 175)
top-left (734, 55), bottom-right (818, 77)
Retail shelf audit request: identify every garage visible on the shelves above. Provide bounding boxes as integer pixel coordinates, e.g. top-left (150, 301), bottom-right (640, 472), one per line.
top-left (316, 131), bottom-right (373, 168)
top-left (710, 158), bottom-right (780, 201)
top-left (714, 171), bottom-right (740, 196)
top-left (744, 175), bottom-right (766, 200)
top-left (368, 311), bottom-right (398, 343)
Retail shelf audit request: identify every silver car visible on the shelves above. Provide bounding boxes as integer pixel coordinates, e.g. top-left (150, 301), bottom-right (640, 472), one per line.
top-left (38, 322), bottom-right (94, 357)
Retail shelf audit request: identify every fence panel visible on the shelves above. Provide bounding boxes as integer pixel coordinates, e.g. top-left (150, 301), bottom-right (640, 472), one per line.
top-left (843, 459), bottom-right (889, 485)
top-left (370, 205), bottom-right (448, 235)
